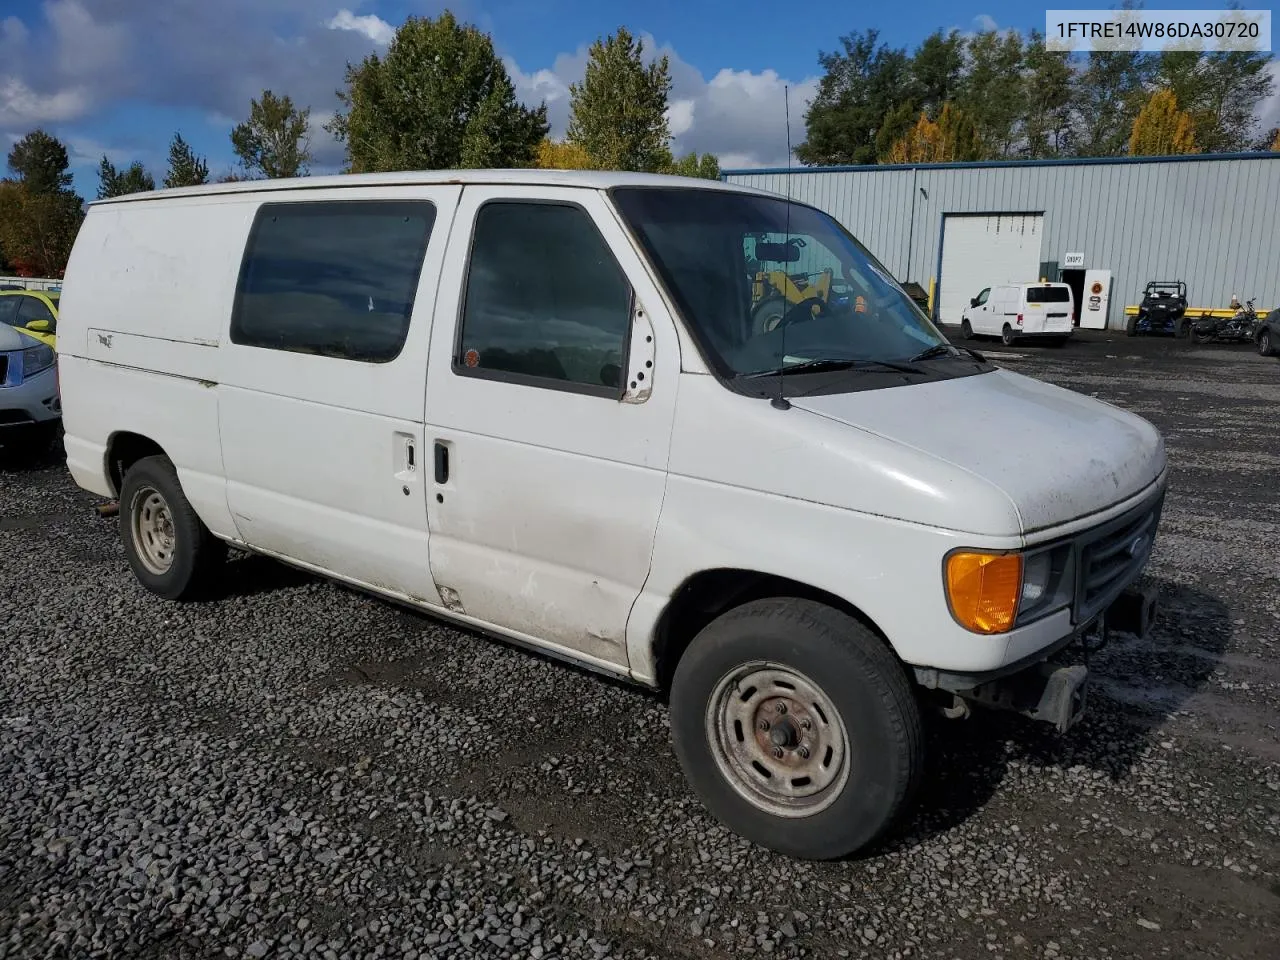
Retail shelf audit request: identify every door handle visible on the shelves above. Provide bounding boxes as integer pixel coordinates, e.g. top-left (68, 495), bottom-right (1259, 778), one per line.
top-left (434, 441), bottom-right (449, 484)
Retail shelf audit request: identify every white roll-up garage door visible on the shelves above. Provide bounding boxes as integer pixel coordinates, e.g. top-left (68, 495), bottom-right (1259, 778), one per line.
top-left (938, 214), bottom-right (1043, 324)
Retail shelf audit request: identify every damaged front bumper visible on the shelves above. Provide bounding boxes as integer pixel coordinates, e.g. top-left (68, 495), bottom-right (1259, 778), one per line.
top-left (915, 582), bottom-right (1159, 733)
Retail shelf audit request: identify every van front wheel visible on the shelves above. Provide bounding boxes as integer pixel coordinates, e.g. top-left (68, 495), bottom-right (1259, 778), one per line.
top-left (669, 598), bottom-right (923, 860)
top-left (119, 454), bottom-right (226, 600)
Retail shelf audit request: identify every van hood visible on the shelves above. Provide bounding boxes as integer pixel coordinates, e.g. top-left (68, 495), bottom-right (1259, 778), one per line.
top-left (790, 367), bottom-right (1165, 534)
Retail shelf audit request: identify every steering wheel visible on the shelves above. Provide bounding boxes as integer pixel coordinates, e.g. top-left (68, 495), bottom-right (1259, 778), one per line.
top-left (775, 295), bottom-right (830, 331)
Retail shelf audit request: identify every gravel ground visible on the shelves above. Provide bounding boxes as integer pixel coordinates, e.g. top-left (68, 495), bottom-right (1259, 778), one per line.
top-left (2, 332), bottom-right (1278, 960)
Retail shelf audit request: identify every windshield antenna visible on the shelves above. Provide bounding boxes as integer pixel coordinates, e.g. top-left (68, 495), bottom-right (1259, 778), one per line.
top-left (771, 84), bottom-right (793, 411)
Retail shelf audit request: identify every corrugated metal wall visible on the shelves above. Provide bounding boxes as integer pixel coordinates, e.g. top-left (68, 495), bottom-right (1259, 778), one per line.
top-left (725, 155), bottom-right (1280, 330)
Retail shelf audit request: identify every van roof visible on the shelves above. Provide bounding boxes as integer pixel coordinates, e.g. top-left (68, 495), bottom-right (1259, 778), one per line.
top-left (89, 168), bottom-right (777, 206)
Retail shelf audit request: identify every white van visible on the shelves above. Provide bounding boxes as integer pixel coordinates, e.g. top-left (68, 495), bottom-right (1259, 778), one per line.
top-left (961, 282), bottom-right (1075, 346)
top-left (56, 171), bottom-right (1164, 860)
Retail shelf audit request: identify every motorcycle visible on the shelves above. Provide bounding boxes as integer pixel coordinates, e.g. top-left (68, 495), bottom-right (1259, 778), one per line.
top-left (1191, 298), bottom-right (1259, 344)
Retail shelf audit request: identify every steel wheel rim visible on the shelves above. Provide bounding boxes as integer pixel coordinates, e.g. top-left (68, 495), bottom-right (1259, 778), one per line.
top-left (130, 486), bottom-right (177, 575)
top-left (705, 661), bottom-right (850, 818)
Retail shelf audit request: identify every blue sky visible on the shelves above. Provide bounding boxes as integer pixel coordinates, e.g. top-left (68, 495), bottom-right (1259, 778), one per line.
top-left (1, 1), bottom-right (1276, 200)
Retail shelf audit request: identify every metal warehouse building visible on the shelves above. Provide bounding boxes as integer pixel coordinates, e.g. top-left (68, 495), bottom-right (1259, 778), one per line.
top-left (722, 152), bottom-right (1280, 332)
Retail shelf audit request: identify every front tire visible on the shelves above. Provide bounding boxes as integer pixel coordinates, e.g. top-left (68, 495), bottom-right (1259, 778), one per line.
top-left (960, 319), bottom-right (973, 339)
top-left (669, 598), bottom-right (924, 860)
top-left (119, 454), bottom-right (226, 600)
top-left (1259, 329), bottom-right (1274, 356)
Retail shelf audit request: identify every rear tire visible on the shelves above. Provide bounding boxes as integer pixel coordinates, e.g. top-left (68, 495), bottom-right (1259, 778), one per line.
top-left (1001, 324), bottom-right (1016, 347)
top-left (669, 598), bottom-right (924, 861)
top-left (960, 319), bottom-right (973, 340)
top-left (119, 454), bottom-right (226, 600)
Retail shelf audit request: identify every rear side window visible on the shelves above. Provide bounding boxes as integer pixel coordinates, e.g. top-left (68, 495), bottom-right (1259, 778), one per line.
top-left (0, 298), bottom-right (19, 326)
top-left (231, 200), bottom-right (436, 363)
top-left (455, 201), bottom-right (632, 396)
top-left (1026, 286), bottom-right (1071, 303)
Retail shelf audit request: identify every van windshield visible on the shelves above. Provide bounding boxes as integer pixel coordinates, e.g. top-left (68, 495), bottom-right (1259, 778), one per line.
top-left (1027, 286), bottom-right (1071, 303)
top-left (610, 187), bottom-right (988, 394)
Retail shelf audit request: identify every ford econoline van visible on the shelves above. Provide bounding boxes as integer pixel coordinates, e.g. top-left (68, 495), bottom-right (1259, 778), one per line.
top-left (56, 171), bottom-right (1164, 860)
top-left (961, 282), bottom-right (1075, 346)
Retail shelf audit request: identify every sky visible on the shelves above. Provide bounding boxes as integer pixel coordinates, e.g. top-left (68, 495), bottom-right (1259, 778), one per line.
top-left (1, 0), bottom-right (1277, 200)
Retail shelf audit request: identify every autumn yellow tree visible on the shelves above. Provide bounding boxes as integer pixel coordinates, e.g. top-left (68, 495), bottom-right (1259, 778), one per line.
top-left (1272, 128), bottom-right (1280, 152)
top-left (1128, 89), bottom-right (1197, 156)
top-left (886, 103), bottom-right (981, 163)
top-left (534, 138), bottom-right (596, 170)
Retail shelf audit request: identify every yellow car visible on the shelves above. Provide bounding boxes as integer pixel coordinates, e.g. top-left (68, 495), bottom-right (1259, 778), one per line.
top-left (0, 289), bottom-right (59, 348)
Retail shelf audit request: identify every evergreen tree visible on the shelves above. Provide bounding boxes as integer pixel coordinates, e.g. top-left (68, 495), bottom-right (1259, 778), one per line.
top-left (97, 158), bottom-right (155, 199)
top-left (164, 133), bottom-right (210, 188)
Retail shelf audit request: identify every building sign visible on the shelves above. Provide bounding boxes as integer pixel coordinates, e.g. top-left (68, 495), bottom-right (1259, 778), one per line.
top-left (1063, 251), bottom-right (1085, 268)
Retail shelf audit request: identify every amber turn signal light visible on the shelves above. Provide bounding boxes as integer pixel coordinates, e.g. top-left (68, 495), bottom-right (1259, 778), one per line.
top-left (945, 551), bottom-right (1023, 634)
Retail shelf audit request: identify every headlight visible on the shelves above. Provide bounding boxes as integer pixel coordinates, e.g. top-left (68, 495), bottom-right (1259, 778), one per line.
top-left (22, 343), bottom-right (56, 376)
top-left (945, 544), bottom-right (1074, 635)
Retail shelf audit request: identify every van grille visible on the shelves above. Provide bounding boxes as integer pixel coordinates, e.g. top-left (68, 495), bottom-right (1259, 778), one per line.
top-left (1074, 493), bottom-right (1163, 622)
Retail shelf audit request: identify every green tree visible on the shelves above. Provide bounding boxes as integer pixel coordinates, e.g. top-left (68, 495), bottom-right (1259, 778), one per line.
top-left (662, 151), bottom-right (721, 179)
top-left (567, 27), bottom-right (672, 172)
top-left (1022, 29), bottom-right (1075, 158)
top-left (0, 180), bottom-right (84, 277)
top-left (876, 100), bottom-right (919, 162)
top-left (164, 133), bottom-right (209, 188)
top-left (910, 30), bottom-right (966, 116)
top-left (7, 130), bottom-right (73, 195)
top-left (328, 13), bottom-right (547, 172)
top-left (796, 29), bottom-right (911, 166)
top-left (231, 90), bottom-right (312, 178)
top-left (97, 157), bottom-right (155, 199)
top-left (959, 29), bottom-right (1026, 159)
top-left (1129, 89), bottom-right (1198, 155)
top-left (1072, 48), bottom-right (1153, 156)
top-left (1158, 50), bottom-right (1274, 153)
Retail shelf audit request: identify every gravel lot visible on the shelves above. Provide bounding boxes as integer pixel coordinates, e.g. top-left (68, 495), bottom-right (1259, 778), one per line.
top-left (2, 332), bottom-right (1278, 960)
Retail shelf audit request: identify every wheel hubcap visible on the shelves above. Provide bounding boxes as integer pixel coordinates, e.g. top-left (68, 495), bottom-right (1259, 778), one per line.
top-left (130, 487), bottom-right (177, 575)
top-left (706, 663), bottom-right (850, 818)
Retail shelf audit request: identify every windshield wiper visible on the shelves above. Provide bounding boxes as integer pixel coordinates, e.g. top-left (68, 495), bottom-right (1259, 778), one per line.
top-left (741, 357), bottom-right (924, 379)
top-left (909, 343), bottom-right (987, 363)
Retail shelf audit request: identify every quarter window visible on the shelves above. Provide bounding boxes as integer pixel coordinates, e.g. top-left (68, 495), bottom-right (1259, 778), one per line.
top-left (231, 200), bottom-right (436, 362)
top-left (456, 201), bottom-right (632, 394)
top-left (0, 298), bottom-right (20, 327)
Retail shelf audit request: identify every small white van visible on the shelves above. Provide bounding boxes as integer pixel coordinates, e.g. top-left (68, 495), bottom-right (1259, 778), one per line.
top-left (56, 171), bottom-right (1164, 860)
top-left (961, 282), bottom-right (1075, 346)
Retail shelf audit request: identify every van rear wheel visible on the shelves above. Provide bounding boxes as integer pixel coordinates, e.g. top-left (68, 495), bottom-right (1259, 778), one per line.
top-left (119, 454), bottom-right (226, 600)
top-left (669, 598), bottom-right (923, 860)
top-left (1001, 324), bottom-right (1016, 346)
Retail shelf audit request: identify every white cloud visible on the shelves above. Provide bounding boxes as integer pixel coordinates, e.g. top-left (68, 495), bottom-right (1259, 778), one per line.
top-left (0, 76), bottom-right (90, 126)
top-left (505, 35), bottom-right (818, 169)
top-left (973, 14), bottom-right (999, 33)
top-left (326, 9), bottom-right (394, 47)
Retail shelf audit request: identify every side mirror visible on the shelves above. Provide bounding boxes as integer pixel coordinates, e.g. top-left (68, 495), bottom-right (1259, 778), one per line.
top-left (969, 297), bottom-right (979, 308)
top-left (26, 319), bottom-right (51, 332)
